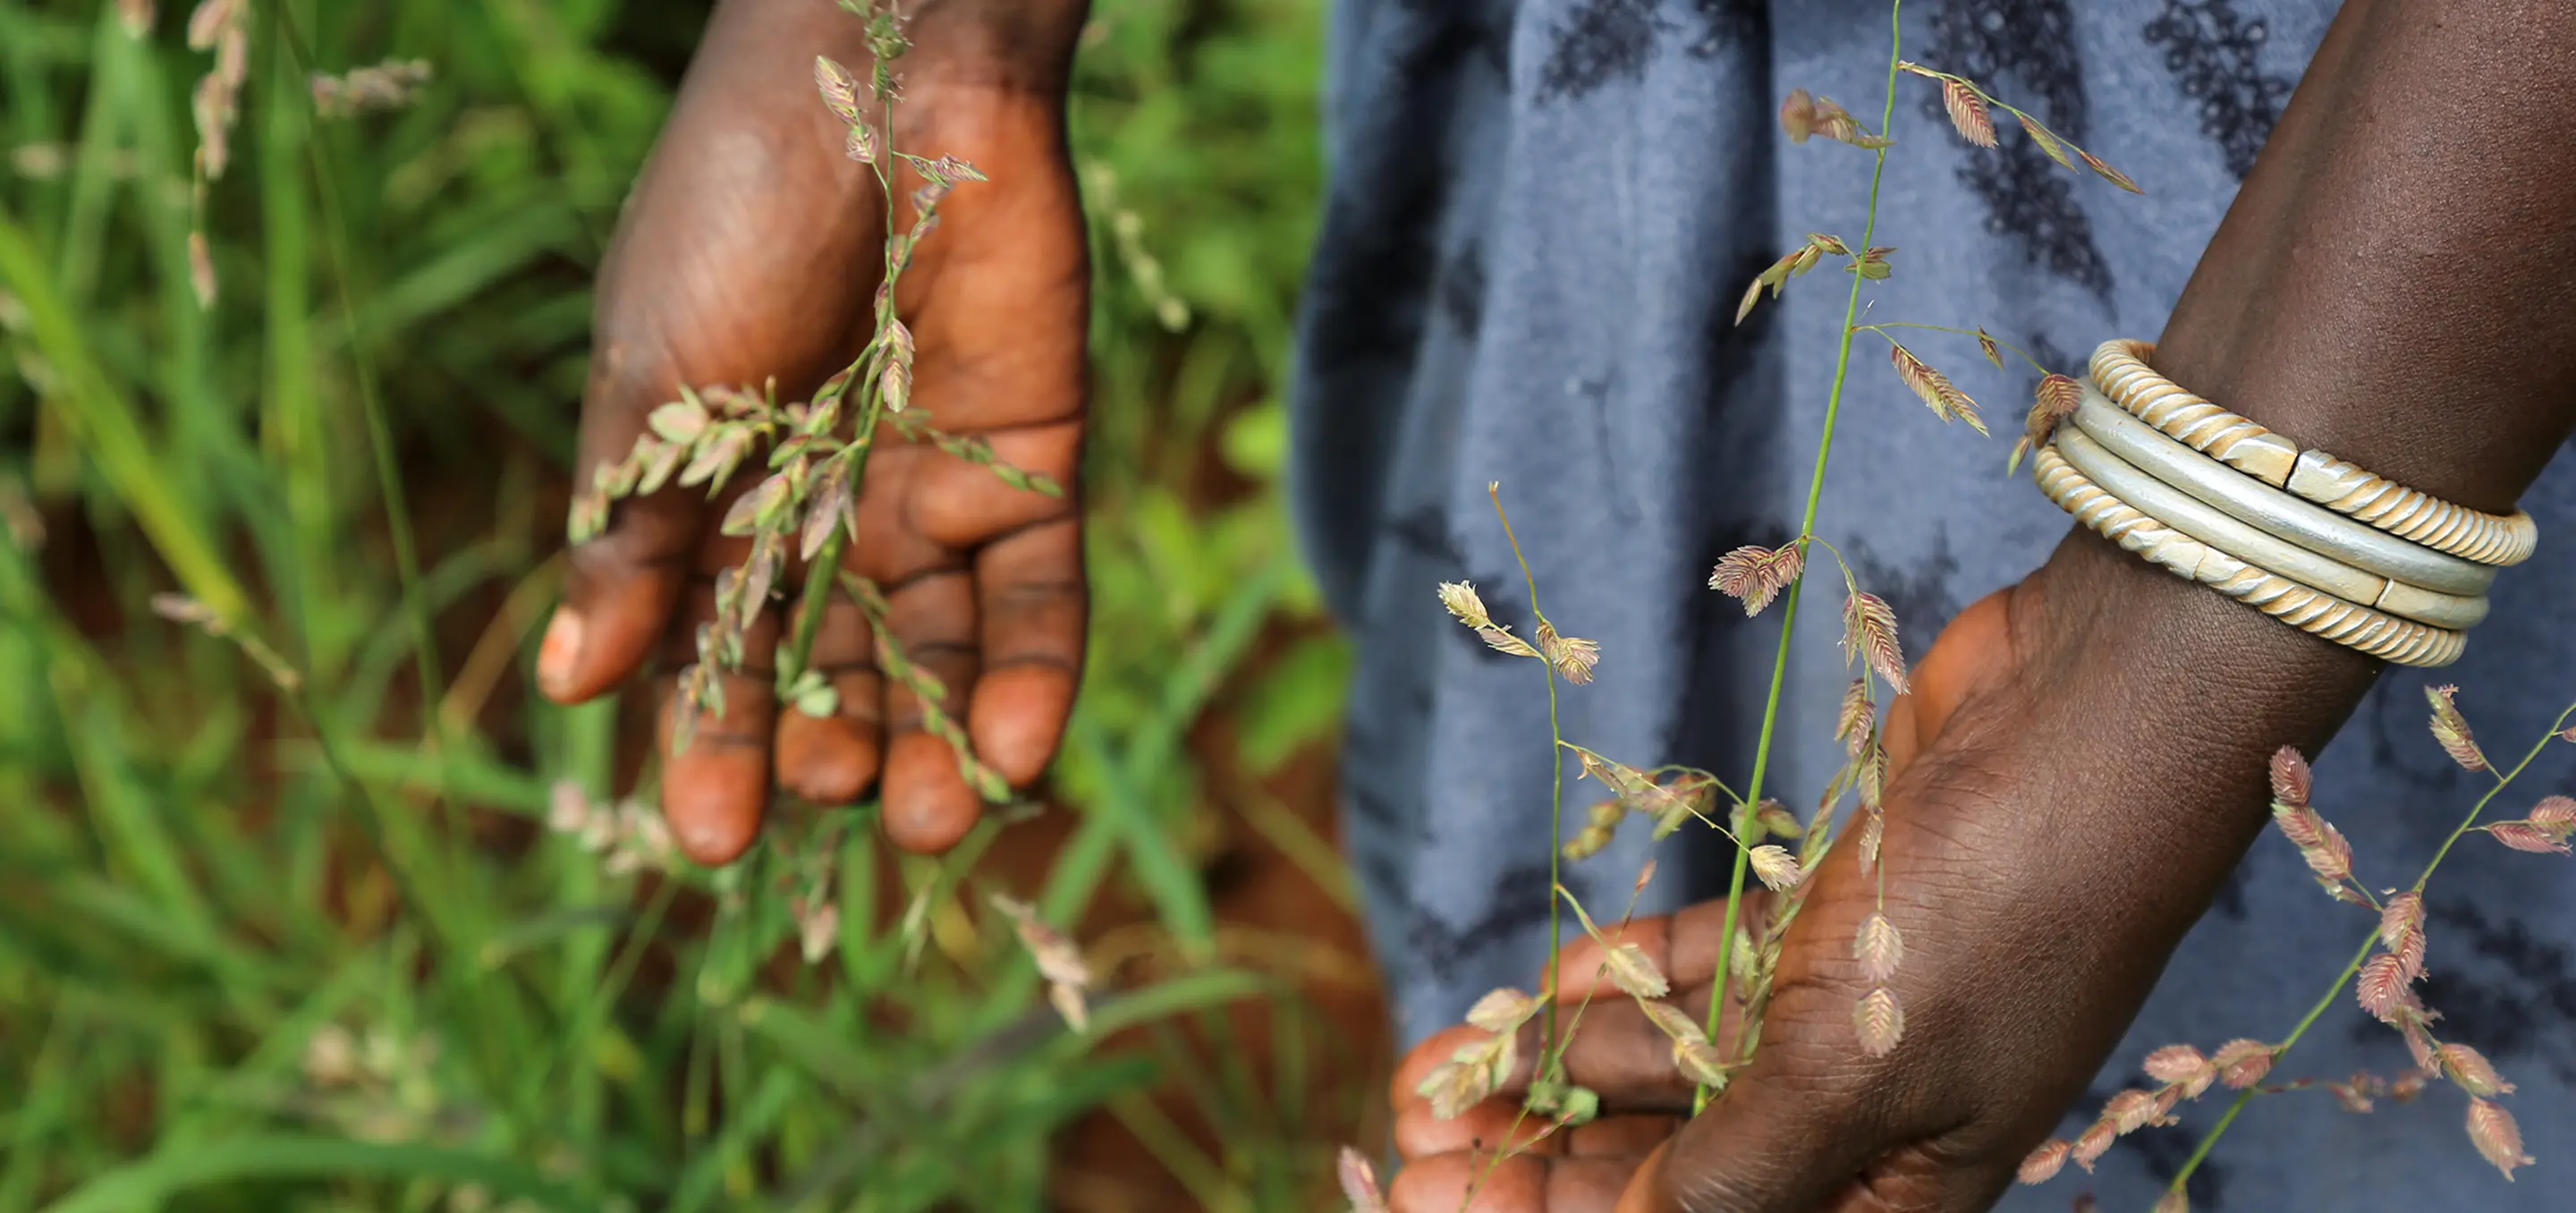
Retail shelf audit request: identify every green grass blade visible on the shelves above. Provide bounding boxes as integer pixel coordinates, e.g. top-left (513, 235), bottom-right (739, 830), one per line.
top-left (37, 1138), bottom-right (588, 1213)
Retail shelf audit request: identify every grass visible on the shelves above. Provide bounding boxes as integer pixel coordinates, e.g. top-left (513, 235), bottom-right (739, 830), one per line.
top-left (0, 2), bottom-right (1368, 1209)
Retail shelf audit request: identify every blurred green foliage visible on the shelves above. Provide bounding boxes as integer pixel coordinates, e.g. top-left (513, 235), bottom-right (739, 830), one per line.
top-left (0, 1), bottom-right (1357, 1209)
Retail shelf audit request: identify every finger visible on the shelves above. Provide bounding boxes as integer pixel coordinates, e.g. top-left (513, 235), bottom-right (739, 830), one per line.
top-left (1565, 1116), bottom-right (1681, 1158)
top-left (1396, 1096), bottom-right (1565, 1161)
top-left (1609, 1141), bottom-right (1671, 1213)
top-left (877, 568), bottom-right (984, 853)
top-left (1549, 899), bottom-right (1755, 1001)
top-left (654, 573), bottom-right (780, 866)
top-left (896, 101), bottom-right (1088, 437)
top-left (1390, 1151), bottom-right (1644, 1213)
top-left (911, 420), bottom-right (1082, 548)
top-left (540, 344), bottom-right (703, 705)
top-left (970, 513), bottom-right (1083, 786)
top-left (1394, 994), bottom-right (1724, 1123)
top-left (774, 592), bottom-right (884, 804)
top-left (1401, 1100), bottom-right (1678, 1162)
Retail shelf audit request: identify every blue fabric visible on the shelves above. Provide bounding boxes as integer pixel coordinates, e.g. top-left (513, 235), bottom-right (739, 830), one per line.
top-left (1285, 1), bottom-right (2576, 1208)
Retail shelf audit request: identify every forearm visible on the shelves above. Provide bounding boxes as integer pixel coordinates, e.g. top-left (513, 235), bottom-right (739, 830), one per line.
top-left (2006, 0), bottom-right (2576, 919)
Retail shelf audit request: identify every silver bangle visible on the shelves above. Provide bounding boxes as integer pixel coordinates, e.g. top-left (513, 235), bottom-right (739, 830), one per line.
top-left (2068, 382), bottom-right (2496, 601)
top-left (2053, 425), bottom-right (2488, 631)
top-left (2034, 441), bottom-right (2468, 667)
top-left (2090, 339), bottom-right (2538, 566)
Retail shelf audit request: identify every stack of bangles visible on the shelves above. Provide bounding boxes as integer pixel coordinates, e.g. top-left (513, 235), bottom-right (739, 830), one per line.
top-left (2033, 339), bottom-right (2539, 668)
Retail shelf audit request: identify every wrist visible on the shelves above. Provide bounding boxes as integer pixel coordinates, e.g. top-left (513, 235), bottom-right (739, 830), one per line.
top-left (2003, 528), bottom-right (2381, 856)
top-left (726, 0), bottom-right (1089, 99)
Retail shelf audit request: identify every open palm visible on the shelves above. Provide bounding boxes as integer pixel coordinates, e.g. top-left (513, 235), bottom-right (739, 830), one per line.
top-left (537, 2), bottom-right (1089, 862)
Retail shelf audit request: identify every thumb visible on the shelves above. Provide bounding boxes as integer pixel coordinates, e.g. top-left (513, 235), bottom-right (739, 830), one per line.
top-left (1613, 1141), bottom-right (1672, 1213)
top-left (1612, 590), bottom-right (2038, 1213)
top-left (538, 341), bottom-right (701, 705)
top-left (1880, 585), bottom-right (2020, 783)
top-left (1615, 1046), bottom-right (1887, 1213)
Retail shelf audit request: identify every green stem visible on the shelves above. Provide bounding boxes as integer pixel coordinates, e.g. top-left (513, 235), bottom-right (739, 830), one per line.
top-left (783, 72), bottom-right (904, 683)
top-left (273, 4), bottom-right (445, 737)
top-left (1489, 486), bottom-right (1568, 1064)
top-left (2161, 700), bottom-right (2576, 1203)
top-left (783, 403), bottom-right (882, 680)
top-left (1699, 0), bottom-right (1906, 1113)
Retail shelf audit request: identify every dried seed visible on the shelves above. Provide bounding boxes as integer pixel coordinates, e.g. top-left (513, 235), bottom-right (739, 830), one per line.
top-left (1709, 543), bottom-right (1805, 616)
top-left (2426, 684), bottom-right (2487, 771)
top-left (1779, 88), bottom-right (1818, 142)
top-left (2269, 747), bottom-right (2313, 809)
top-left (2466, 1098), bottom-right (2533, 1180)
top-left (2442, 1043), bottom-right (2513, 1098)
top-left (1748, 844), bottom-right (1803, 892)
top-left (1535, 621), bottom-right (1600, 684)
top-left (1674, 1037), bottom-right (1729, 1088)
top-left (2142, 1044), bottom-right (2216, 1100)
top-left (1601, 942), bottom-right (1669, 999)
top-left (2379, 892), bottom-right (2428, 980)
top-left (1464, 988), bottom-right (1541, 1034)
top-left (1854, 912), bottom-right (1903, 985)
top-left (2357, 953), bottom-right (2412, 1023)
top-left (1941, 79), bottom-right (1997, 147)
top-left (1853, 987), bottom-right (1904, 1056)
top-left (1436, 581), bottom-right (1495, 630)
top-left (1836, 678), bottom-right (1876, 756)
top-left (814, 55), bottom-right (862, 123)
top-left (2016, 1139), bottom-right (2071, 1185)
top-left (1890, 344), bottom-right (1985, 434)
top-left (2016, 111), bottom-right (2075, 169)
top-left (1638, 998), bottom-right (1707, 1048)
top-left (2211, 1039), bottom-right (2272, 1089)
top-left (1841, 590), bottom-right (1909, 695)
top-left (2077, 147), bottom-right (2142, 193)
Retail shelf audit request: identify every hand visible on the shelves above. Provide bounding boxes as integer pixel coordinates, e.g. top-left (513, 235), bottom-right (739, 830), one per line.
top-left (1389, 533), bottom-right (2348, 1211)
top-left (1383, 898), bottom-right (1755, 1210)
top-left (1384, 586), bottom-right (2027, 1211)
top-left (534, 0), bottom-right (1090, 862)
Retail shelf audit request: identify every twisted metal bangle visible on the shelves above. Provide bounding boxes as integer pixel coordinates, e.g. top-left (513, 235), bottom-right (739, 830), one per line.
top-left (2068, 382), bottom-right (2496, 604)
top-left (2035, 439), bottom-right (2467, 667)
top-left (2089, 338), bottom-right (2538, 566)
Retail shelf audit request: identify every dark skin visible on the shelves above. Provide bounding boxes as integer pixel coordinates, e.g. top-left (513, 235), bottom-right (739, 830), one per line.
top-left (537, 0), bottom-right (1093, 860)
top-left (545, 0), bottom-right (2576, 1207)
top-left (1394, 1), bottom-right (2576, 1208)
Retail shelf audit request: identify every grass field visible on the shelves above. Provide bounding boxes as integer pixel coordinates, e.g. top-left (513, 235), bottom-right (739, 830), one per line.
top-left (0, 2), bottom-right (1377, 1209)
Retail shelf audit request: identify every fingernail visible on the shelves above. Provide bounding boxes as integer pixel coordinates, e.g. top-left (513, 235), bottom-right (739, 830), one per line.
top-left (538, 608), bottom-right (584, 698)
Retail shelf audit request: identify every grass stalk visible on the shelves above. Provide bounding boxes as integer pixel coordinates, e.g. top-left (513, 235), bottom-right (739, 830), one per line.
top-left (1699, 0), bottom-right (1907, 1110)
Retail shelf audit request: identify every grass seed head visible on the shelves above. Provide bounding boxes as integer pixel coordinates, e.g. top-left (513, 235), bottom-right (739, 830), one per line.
top-left (2016, 1139), bottom-right (2071, 1185)
top-left (1338, 1146), bottom-right (1388, 1213)
top-left (2440, 1042), bottom-right (2513, 1098)
top-left (2426, 684), bottom-right (2487, 771)
top-left (1841, 590), bottom-right (1909, 695)
top-left (1854, 912), bottom-right (1904, 985)
top-left (1853, 987), bottom-right (1905, 1056)
top-left (1710, 543), bottom-right (1804, 615)
top-left (1941, 79), bottom-right (1997, 147)
top-left (2467, 1098), bottom-right (2534, 1180)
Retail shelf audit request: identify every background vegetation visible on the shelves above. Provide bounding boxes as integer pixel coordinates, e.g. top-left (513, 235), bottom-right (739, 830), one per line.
top-left (0, 1), bottom-right (1374, 1209)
